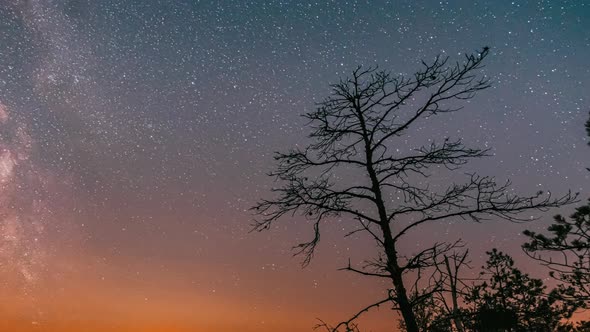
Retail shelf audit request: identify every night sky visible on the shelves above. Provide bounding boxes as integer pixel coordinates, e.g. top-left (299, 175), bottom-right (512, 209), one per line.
top-left (0, 1), bottom-right (589, 331)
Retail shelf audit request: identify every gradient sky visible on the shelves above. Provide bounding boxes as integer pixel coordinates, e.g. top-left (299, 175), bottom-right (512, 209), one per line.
top-left (0, 1), bottom-right (589, 331)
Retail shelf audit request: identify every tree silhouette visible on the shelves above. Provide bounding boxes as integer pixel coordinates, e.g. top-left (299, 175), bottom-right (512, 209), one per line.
top-left (252, 48), bottom-right (576, 332)
top-left (396, 241), bottom-right (473, 332)
top-left (399, 250), bottom-right (578, 332)
top-left (523, 112), bottom-right (590, 306)
top-left (464, 249), bottom-right (575, 332)
top-left (523, 204), bottom-right (590, 304)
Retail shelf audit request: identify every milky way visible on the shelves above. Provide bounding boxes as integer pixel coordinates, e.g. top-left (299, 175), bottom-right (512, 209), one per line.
top-left (0, 1), bottom-right (589, 331)
top-left (0, 99), bottom-right (46, 290)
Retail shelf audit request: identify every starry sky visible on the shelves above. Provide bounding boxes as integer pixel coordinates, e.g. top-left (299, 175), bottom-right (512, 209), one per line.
top-left (0, 0), bottom-right (589, 331)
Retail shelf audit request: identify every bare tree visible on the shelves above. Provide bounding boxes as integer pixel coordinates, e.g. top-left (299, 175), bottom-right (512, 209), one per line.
top-left (435, 247), bottom-right (472, 332)
top-left (399, 241), bottom-right (474, 332)
top-left (252, 47), bottom-right (576, 332)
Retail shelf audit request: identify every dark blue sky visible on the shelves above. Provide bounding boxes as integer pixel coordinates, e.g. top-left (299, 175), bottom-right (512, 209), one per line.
top-left (0, 1), bottom-right (589, 331)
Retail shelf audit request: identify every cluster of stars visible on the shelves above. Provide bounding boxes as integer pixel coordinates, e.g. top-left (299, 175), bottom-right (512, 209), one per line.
top-left (0, 0), bottom-right (588, 331)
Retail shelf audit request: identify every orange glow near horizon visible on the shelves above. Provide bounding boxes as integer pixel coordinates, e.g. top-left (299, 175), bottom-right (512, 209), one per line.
top-left (1, 0), bottom-right (589, 331)
top-left (0, 245), bottom-right (394, 332)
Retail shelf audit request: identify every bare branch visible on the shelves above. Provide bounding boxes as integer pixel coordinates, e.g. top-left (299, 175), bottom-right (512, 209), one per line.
top-left (314, 296), bottom-right (396, 332)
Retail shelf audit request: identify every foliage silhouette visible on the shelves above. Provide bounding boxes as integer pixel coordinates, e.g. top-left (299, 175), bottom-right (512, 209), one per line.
top-left (523, 203), bottom-right (590, 305)
top-left (400, 250), bottom-right (579, 332)
top-left (465, 249), bottom-right (575, 332)
top-left (523, 111), bottom-right (590, 306)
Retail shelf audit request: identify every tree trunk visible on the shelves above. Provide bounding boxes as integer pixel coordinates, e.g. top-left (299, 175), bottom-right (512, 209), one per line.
top-left (445, 256), bottom-right (465, 332)
top-left (368, 176), bottom-right (419, 331)
top-left (371, 185), bottom-right (419, 332)
top-left (392, 273), bottom-right (419, 332)
top-left (382, 226), bottom-right (420, 332)
top-left (359, 107), bottom-right (419, 331)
